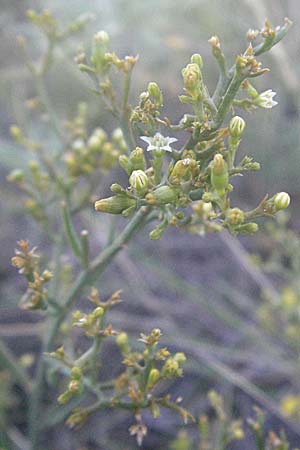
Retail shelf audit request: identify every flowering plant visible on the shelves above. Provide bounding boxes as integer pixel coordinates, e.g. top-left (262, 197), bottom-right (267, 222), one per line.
top-left (1, 9), bottom-right (295, 449)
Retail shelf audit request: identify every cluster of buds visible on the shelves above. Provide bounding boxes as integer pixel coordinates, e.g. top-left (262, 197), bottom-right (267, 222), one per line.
top-left (131, 82), bottom-right (163, 131)
top-left (58, 366), bottom-right (83, 404)
top-left (51, 293), bottom-right (191, 446)
top-left (95, 120), bottom-right (290, 238)
top-left (11, 241), bottom-right (52, 310)
top-left (77, 30), bottom-right (138, 77)
top-left (64, 127), bottom-right (127, 178)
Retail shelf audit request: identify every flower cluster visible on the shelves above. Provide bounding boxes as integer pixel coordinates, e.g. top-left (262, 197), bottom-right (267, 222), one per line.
top-left (49, 290), bottom-right (191, 446)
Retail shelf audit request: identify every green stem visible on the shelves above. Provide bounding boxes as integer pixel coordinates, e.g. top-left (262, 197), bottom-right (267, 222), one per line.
top-left (120, 71), bottom-right (136, 149)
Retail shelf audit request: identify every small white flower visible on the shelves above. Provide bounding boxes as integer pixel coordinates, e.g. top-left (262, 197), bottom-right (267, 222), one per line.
top-left (140, 132), bottom-right (178, 152)
top-left (254, 89), bottom-right (278, 109)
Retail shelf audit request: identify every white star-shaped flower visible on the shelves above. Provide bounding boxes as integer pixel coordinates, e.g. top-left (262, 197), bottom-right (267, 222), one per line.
top-left (254, 89), bottom-right (278, 109)
top-left (140, 132), bottom-right (178, 152)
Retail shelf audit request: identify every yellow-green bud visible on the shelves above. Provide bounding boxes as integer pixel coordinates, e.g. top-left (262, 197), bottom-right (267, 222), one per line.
top-left (211, 154), bottom-right (229, 195)
top-left (95, 195), bottom-right (136, 214)
top-left (174, 352), bottom-right (186, 364)
top-left (71, 366), bottom-right (82, 380)
top-left (110, 183), bottom-right (125, 194)
top-left (119, 155), bottom-right (132, 174)
top-left (58, 390), bottom-right (73, 404)
top-left (129, 147), bottom-right (146, 171)
top-left (129, 170), bottom-right (148, 195)
top-left (94, 30), bottom-right (109, 44)
top-left (116, 332), bottom-right (129, 353)
top-left (92, 306), bottom-right (104, 319)
top-left (150, 402), bottom-right (161, 419)
top-left (182, 63), bottom-right (201, 93)
top-left (148, 368), bottom-right (160, 388)
top-left (10, 125), bottom-right (23, 143)
top-left (228, 116), bottom-right (246, 138)
top-left (146, 186), bottom-right (177, 205)
top-left (7, 169), bottom-right (24, 183)
top-left (147, 82), bottom-right (163, 105)
top-left (236, 222), bottom-right (259, 234)
top-left (202, 192), bottom-right (214, 202)
top-left (227, 208), bottom-right (245, 225)
top-left (191, 53), bottom-right (203, 69)
top-left (273, 192), bottom-right (290, 210)
top-left (170, 158), bottom-right (192, 182)
top-left (149, 225), bottom-right (165, 240)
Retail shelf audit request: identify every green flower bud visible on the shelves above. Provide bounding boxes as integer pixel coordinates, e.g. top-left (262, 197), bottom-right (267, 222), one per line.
top-left (71, 366), bottom-right (82, 380)
top-left (150, 402), bottom-right (161, 419)
top-left (91, 31), bottom-right (109, 75)
top-left (129, 170), bottom-right (148, 195)
top-left (162, 358), bottom-right (182, 378)
top-left (110, 183), bottom-right (125, 194)
top-left (174, 352), bottom-right (186, 364)
top-left (147, 82), bottom-right (163, 105)
top-left (95, 195), bottom-right (136, 214)
top-left (10, 125), bottom-right (23, 143)
top-left (148, 368), bottom-right (161, 388)
top-left (58, 390), bottom-right (73, 404)
top-left (191, 53), bottom-right (203, 68)
top-left (7, 169), bottom-right (24, 183)
top-left (235, 222), bottom-right (259, 234)
top-left (119, 155), bottom-right (132, 175)
top-left (149, 225), bottom-right (165, 240)
top-left (211, 154), bottom-right (229, 195)
top-left (146, 186), bottom-right (178, 205)
top-left (94, 30), bottom-right (109, 44)
top-left (116, 332), bottom-right (129, 353)
top-left (273, 192), bottom-right (290, 210)
top-left (92, 306), bottom-right (104, 319)
top-left (129, 147), bottom-right (146, 171)
top-left (227, 208), bottom-right (245, 225)
top-left (170, 158), bottom-right (193, 183)
top-left (202, 192), bottom-right (214, 203)
top-left (228, 116), bottom-right (246, 138)
top-left (182, 63), bottom-right (201, 94)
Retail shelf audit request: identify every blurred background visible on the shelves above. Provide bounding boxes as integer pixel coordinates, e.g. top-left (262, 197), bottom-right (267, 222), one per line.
top-left (1, 0), bottom-right (300, 449)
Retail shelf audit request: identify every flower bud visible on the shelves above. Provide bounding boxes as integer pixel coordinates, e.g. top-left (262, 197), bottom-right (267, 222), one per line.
top-left (7, 169), bottom-right (24, 183)
top-left (148, 368), bottom-right (160, 388)
top-left (147, 82), bottom-right (163, 105)
top-left (170, 158), bottom-right (193, 183)
top-left (191, 53), bottom-right (203, 69)
top-left (119, 155), bottom-right (132, 175)
top-left (95, 195), bottom-right (136, 214)
top-left (202, 192), bottom-right (214, 203)
top-left (94, 30), bottom-right (109, 44)
top-left (182, 63), bottom-right (201, 94)
top-left (110, 183), bottom-right (125, 194)
top-left (149, 225), bottom-right (165, 240)
top-left (211, 154), bottom-right (229, 196)
top-left (146, 186), bottom-right (177, 205)
top-left (235, 222), bottom-right (259, 234)
top-left (174, 352), bottom-right (186, 364)
top-left (116, 332), bottom-right (129, 354)
top-left (228, 116), bottom-right (246, 139)
top-left (129, 170), bottom-right (148, 195)
top-left (227, 208), bottom-right (245, 225)
top-left (273, 192), bottom-right (290, 210)
top-left (129, 147), bottom-right (146, 171)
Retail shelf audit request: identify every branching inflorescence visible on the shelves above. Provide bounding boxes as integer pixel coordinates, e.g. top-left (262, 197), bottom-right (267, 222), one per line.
top-left (4, 9), bottom-right (293, 449)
